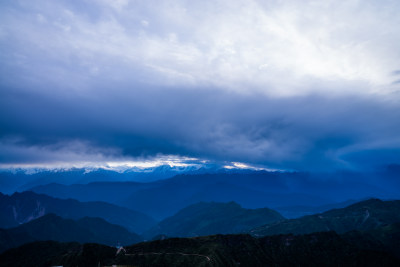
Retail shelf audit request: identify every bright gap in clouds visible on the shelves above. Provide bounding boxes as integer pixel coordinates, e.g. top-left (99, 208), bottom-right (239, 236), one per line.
top-left (0, 157), bottom-right (273, 174)
top-left (0, 156), bottom-right (199, 172)
top-left (223, 162), bottom-right (277, 171)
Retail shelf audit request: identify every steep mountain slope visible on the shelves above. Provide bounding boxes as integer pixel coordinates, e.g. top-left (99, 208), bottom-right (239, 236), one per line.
top-left (1, 229), bottom-right (400, 267)
top-left (0, 191), bottom-right (156, 233)
top-left (145, 201), bottom-right (284, 239)
top-left (0, 214), bottom-right (142, 252)
top-left (250, 198), bottom-right (400, 236)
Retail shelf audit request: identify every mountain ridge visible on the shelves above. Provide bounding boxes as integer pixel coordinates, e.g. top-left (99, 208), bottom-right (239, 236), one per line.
top-left (144, 201), bottom-right (284, 239)
top-left (0, 191), bottom-right (156, 233)
top-left (0, 213), bottom-right (142, 253)
top-left (250, 198), bottom-right (400, 237)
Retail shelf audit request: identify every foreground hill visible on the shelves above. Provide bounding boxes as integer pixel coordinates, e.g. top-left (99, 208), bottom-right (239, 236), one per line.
top-left (250, 198), bottom-right (400, 236)
top-left (0, 214), bottom-right (142, 253)
top-left (0, 191), bottom-right (156, 233)
top-left (1, 226), bottom-right (400, 267)
top-left (348, 222), bottom-right (400, 257)
top-left (0, 241), bottom-right (116, 267)
top-left (145, 201), bottom-right (284, 239)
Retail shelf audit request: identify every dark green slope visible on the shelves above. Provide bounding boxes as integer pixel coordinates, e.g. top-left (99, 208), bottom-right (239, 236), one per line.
top-left (145, 201), bottom-right (284, 239)
top-left (0, 241), bottom-right (116, 267)
top-left (250, 198), bottom-right (400, 236)
top-left (123, 229), bottom-right (400, 267)
top-left (369, 222), bottom-right (400, 256)
top-left (343, 222), bottom-right (400, 258)
top-left (0, 213), bottom-right (142, 253)
top-left (2, 229), bottom-right (400, 267)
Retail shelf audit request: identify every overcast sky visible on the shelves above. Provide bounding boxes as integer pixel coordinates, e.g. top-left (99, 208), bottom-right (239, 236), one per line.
top-left (1, 0), bottom-right (400, 171)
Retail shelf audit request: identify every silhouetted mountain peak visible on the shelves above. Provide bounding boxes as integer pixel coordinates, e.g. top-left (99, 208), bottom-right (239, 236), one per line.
top-left (145, 201), bottom-right (284, 239)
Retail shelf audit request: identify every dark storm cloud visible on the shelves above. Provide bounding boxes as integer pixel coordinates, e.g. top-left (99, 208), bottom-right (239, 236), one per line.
top-left (1, 82), bottom-right (399, 171)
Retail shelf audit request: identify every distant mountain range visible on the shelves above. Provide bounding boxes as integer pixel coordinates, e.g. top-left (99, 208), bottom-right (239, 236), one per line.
top-left (144, 201), bottom-right (284, 239)
top-left (250, 198), bottom-right (400, 236)
top-left (29, 181), bottom-right (155, 206)
top-left (29, 171), bottom-right (384, 220)
top-left (0, 164), bottom-right (233, 193)
top-left (0, 191), bottom-right (156, 233)
top-left (0, 214), bottom-right (142, 253)
top-left (30, 170), bottom-right (400, 220)
top-left (0, 166), bottom-right (397, 221)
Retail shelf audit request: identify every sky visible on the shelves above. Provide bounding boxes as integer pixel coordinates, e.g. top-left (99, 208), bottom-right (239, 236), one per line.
top-left (1, 0), bottom-right (400, 172)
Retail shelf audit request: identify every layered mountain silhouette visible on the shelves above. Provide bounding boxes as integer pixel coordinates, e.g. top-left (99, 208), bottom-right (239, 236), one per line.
top-left (250, 198), bottom-right (400, 236)
top-left (0, 198), bottom-right (400, 266)
top-left (0, 191), bottom-right (156, 233)
top-left (28, 181), bottom-right (153, 206)
top-left (0, 166), bottom-right (213, 193)
top-left (145, 201), bottom-right (284, 239)
top-left (30, 172), bottom-right (356, 219)
top-left (0, 213), bottom-right (142, 253)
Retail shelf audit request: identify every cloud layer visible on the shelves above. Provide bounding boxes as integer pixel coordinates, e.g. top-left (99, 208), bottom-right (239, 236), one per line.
top-left (1, 0), bottom-right (400, 170)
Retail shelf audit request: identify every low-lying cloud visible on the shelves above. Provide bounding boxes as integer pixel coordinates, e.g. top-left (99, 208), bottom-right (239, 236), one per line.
top-left (1, 84), bottom-right (399, 171)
